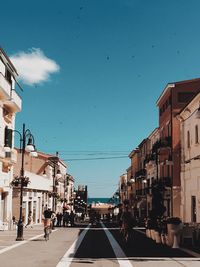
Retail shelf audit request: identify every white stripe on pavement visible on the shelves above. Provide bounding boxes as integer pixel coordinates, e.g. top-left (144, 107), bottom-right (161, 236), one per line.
top-left (0, 229), bottom-right (58, 255)
top-left (101, 222), bottom-right (133, 267)
top-left (56, 224), bottom-right (91, 267)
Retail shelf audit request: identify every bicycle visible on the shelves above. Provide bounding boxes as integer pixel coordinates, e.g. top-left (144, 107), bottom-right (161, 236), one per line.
top-left (121, 221), bottom-right (133, 244)
top-left (43, 218), bottom-right (52, 241)
top-left (44, 225), bottom-right (51, 241)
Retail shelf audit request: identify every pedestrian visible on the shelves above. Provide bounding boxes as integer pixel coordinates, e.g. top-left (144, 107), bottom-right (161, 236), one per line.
top-left (69, 211), bottom-right (75, 227)
top-left (25, 211), bottom-right (33, 228)
top-left (63, 211), bottom-right (69, 227)
top-left (51, 211), bottom-right (56, 229)
top-left (56, 212), bottom-right (63, 227)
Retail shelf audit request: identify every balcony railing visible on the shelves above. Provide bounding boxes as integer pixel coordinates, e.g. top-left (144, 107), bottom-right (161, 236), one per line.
top-left (161, 176), bottom-right (172, 187)
top-left (0, 72), bottom-right (22, 112)
top-left (0, 72), bottom-right (11, 98)
top-left (144, 153), bottom-right (156, 165)
top-left (152, 137), bottom-right (172, 152)
top-left (160, 136), bottom-right (172, 149)
top-left (151, 177), bottom-right (172, 190)
top-left (135, 169), bottom-right (146, 179)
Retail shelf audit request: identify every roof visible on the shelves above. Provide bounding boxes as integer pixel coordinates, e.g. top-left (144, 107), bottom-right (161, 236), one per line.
top-left (0, 47), bottom-right (18, 75)
top-left (15, 149), bottom-right (67, 168)
top-left (128, 148), bottom-right (139, 158)
top-left (156, 77), bottom-right (200, 106)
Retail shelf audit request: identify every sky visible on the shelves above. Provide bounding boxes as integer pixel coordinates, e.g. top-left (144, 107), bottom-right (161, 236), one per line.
top-left (1, 0), bottom-right (200, 197)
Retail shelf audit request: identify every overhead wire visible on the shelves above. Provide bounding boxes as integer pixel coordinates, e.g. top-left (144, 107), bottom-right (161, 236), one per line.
top-left (61, 155), bottom-right (128, 161)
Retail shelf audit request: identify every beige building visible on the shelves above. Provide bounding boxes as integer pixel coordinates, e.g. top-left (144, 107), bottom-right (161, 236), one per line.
top-left (0, 48), bottom-right (22, 229)
top-left (178, 92), bottom-right (200, 223)
top-left (13, 151), bottom-right (69, 225)
top-left (65, 173), bottom-right (75, 210)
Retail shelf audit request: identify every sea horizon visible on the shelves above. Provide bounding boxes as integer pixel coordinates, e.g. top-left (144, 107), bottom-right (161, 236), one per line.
top-left (87, 197), bottom-right (110, 204)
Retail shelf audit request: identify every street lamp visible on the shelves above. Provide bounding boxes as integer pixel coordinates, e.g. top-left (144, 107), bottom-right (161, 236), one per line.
top-left (8, 123), bottom-right (37, 241)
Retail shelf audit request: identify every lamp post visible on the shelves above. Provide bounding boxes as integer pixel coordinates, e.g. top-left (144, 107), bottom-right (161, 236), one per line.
top-left (7, 123), bottom-right (37, 241)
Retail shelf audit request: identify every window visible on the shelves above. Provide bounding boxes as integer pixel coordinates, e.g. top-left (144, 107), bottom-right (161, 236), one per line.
top-left (187, 130), bottom-right (190, 148)
top-left (191, 196), bottom-right (196, 222)
top-left (4, 126), bottom-right (12, 148)
top-left (5, 68), bottom-right (12, 84)
top-left (195, 125), bottom-right (199, 144)
top-left (167, 122), bottom-right (171, 137)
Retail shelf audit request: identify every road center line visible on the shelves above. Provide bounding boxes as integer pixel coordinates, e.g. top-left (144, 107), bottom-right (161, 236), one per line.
top-left (56, 224), bottom-right (91, 267)
top-left (101, 222), bottom-right (133, 267)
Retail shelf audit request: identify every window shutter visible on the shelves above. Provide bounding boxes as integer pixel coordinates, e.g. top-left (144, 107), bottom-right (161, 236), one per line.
top-left (5, 126), bottom-right (13, 148)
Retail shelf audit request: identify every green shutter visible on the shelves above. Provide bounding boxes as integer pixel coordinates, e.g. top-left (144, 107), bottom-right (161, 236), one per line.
top-left (5, 127), bottom-right (13, 148)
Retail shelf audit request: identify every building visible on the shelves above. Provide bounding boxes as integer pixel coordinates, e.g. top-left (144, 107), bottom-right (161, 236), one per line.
top-left (178, 92), bottom-right (200, 223)
top-left (0, 48), bottom-right (22, 229)
top-left (74, 185), bottom-right (87, 214)
top-left (12, 151), bottom-right (68, 225)
top-left (128, 149), bottom-right (139, 216)
top-left (145, 128), bottom-right (160, 216)
top-left (64, 173), bottom-right (75, 211)
top-left (156, 78), bottom-right (200, 217)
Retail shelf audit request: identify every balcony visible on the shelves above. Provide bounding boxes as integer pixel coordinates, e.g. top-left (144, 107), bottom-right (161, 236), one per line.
top-left (4, 90), bottom-right (22, 112)
top-left (151, 177), bottom-right (172, 191)
top-left (0, 72), bottom-right (11, 99)
top-left (144, 153), bottom-right (156, 165)
top-left (152, 137), bottom-right (172, 152)
top-left (135, 169), bottom-right (146, 179)
top-left (0, 73), bottom-right (22, 112)
top-left (159, 136), bottom-right (172, 149)
top-left (1, 148), bottom-right (18, 165)
top-left (162, 176), bottom-right (172, 187)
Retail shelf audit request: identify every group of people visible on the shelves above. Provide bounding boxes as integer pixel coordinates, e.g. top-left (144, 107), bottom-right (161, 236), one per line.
top-left (21, 207), bottom-right (76, 235)
top-left (56, 210), bottom-right (75, 227)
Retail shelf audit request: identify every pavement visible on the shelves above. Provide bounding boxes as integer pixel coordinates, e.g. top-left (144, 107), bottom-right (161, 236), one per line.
top-left (132, 228), bottom-right (200, 258)
top-left (0, 224), bottom-right (46, 253)
top-left (0, 223), bottom-right (199, 265)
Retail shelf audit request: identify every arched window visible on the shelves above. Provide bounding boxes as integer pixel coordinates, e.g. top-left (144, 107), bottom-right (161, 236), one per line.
top-left (195, 125), bottom-right (199, 144)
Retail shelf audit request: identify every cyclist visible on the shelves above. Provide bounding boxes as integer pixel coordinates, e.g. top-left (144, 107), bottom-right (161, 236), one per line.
top-left (121, 206), bottom-right (133, 242)
top-left (43, 207), bottom-right (53, 238)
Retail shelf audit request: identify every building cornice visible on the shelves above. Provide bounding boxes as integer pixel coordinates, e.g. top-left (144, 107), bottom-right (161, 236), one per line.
top-left (156, 83), bottom-right (175, 106)
top-left (0, 47), bottom-right (18, 76)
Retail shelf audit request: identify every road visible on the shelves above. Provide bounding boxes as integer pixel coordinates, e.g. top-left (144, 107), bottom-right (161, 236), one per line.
top-left (0, 222), bottom-right (199, 267)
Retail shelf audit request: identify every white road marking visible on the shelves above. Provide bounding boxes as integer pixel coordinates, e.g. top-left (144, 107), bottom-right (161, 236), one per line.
top-left (56, 224), bottom-right (91, 267)
top-left (101, 222), bottom-right (133, 267)
top-left (0, 229), bottom-right (58, 255)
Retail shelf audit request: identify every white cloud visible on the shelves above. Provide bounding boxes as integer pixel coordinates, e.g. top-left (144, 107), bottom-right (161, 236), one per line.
top-left (10, 48), bottom-right (60, 86)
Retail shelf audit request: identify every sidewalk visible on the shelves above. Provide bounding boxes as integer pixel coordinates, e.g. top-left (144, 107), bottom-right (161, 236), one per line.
top-left (0, 224), bottom-right (45, 253)
top-left (135, 228), bottom-right (200, 258)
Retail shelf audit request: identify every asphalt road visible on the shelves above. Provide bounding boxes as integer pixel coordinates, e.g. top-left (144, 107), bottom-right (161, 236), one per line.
top-left (0, 222), bottom-right (199, 267)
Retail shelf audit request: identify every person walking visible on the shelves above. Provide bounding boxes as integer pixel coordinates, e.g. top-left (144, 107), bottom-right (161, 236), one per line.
top-left (63, 211), bottom-right (69, 227)
top-left (69, 211), bottom-right (75, 227)
top-left (56, 212), bottom-right (63, 227)
top-left (25, 211), bottom-right (33, 228)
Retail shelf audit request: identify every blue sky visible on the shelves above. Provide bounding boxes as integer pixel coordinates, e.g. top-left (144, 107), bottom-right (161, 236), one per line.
top-left (1, 0), bottom-right (200, 197)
